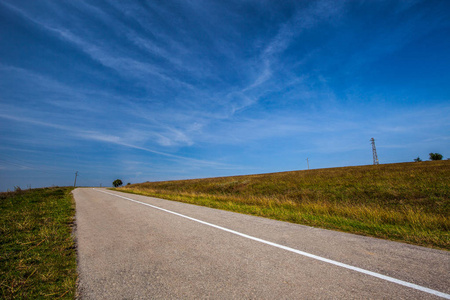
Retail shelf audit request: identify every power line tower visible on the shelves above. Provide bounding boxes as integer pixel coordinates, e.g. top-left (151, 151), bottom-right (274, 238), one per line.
top-left (370, 138), bottom-right (379, 165)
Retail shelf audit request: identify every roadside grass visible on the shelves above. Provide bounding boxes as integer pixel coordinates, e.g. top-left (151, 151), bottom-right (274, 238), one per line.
top-left (0, 187), bottom-right (77, 299)
top-left (119, 161), bottom-right (449, 250)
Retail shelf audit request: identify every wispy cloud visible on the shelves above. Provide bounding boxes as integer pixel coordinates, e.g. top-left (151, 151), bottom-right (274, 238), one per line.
top-left (0, 111), bottom-right (231, 168)
top-left (0, 156), bottom-right (32, 170)
top-left (2, 1), bottom-right (198, 93)
top-left (77, 131), bottom-right (233, 168)
top-left (0, 111), bottom-right (72, 131)
top-left (0, 65), bottom-right (101, 112)
top-left (216, 0), bottom-right (350, 116)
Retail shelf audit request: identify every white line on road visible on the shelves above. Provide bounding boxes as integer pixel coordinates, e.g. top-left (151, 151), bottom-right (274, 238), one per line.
top-left (94, 189), bottom-right (450, 299)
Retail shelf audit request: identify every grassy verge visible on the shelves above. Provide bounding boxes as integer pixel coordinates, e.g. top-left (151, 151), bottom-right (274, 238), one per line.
top-left (119, 161), bottom-right (449, 250)
top-left (0, 187), bottom-right (77, 299)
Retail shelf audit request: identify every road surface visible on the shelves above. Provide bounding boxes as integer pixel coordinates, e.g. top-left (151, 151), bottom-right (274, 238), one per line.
top-left (74, 188), bottom-right (449, 299)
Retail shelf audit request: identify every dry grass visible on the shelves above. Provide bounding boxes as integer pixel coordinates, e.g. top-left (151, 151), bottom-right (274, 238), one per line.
top-left (119, 161), bottom-right (449, 250)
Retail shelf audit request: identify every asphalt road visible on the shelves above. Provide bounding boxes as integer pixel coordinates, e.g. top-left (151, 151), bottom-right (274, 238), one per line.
top-left (74, 188), bottom-right (449, 299)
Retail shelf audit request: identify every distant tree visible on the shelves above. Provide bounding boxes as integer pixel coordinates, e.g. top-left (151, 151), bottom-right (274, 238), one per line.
top-left (127, 182), bottom-right (131, 186)
top-left (429, 153), bottom-right (443, 161)
top-left (413, 157), bottom-right (422, 162)
top-left (112, 179), bottom-right (123, 187)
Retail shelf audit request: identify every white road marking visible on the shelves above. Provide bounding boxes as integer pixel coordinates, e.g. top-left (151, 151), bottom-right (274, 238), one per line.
top-left (94, 189), bottom-right (450, 299)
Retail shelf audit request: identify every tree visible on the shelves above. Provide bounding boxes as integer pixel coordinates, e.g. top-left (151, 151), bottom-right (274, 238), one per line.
top-left (413, 157), bottom-right (422, 162)
top-left (429, 153), bottom-right (443, 161)
top-left (112, 179), bottom-right (123, 187)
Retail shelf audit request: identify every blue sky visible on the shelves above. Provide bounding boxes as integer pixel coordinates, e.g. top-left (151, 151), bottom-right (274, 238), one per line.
top-left (1, 0), bottom-right (449, 191)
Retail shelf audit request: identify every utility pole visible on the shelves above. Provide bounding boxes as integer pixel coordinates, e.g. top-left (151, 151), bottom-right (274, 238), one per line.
top-left (370, 138), bottom-right (379, 165)
top-left (74, 171), bottom-right (78, 187)
top-left (306, 158), bottom-right (310, 170)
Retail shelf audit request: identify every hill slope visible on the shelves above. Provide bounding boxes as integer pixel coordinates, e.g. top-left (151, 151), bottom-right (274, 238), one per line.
top-left (119, 161), bottom-right (449, 250)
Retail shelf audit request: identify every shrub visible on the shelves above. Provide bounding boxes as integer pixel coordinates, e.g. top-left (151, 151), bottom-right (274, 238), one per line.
top-left (112, 179), bottom-right (123, 187)
top-left (429, 153), bottom-right (443, 161)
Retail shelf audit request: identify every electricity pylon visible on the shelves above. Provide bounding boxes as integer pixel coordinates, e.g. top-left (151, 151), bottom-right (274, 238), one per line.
top-left (370, 138), bottom-right (379, 165)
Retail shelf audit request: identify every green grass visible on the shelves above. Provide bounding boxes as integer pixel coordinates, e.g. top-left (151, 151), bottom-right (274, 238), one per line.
top-left (0, 187), bottom-right (77, 299)
top-left (119, 160), bottom-right (450, 250)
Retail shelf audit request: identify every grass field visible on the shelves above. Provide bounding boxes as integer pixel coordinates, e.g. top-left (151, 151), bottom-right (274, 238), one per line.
top-left (119, 160), bottom-right (449, 250)
top-left (0, 187), bottom-right (77, 299)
